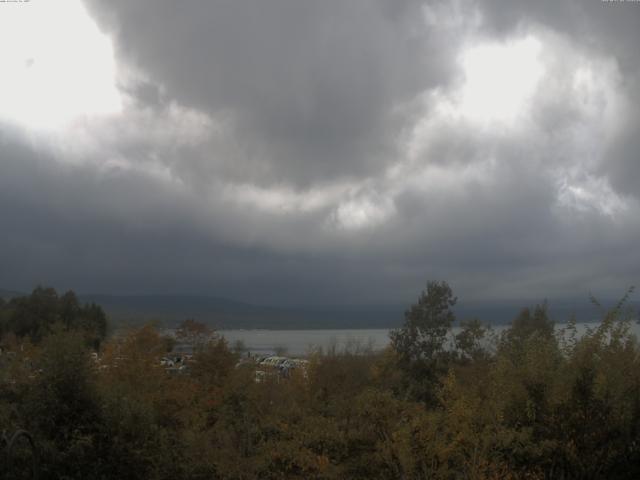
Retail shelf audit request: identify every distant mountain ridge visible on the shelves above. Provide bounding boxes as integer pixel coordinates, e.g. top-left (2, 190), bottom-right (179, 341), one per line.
top-left (70, 295), bottom-right (640, 329)
top-left (79, 293), bottom-right (404, 329)
top-left (2, 288), bottom-right (638, 329)
top-left (0, 289), bottom-right (23, 300)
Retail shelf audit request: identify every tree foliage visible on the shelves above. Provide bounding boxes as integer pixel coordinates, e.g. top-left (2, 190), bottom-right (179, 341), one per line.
top-left (389, 281), bottom-right (457, 404)
top-left (2, 283), bottom-right (640, 479)
top-left (0, 286), bottom-right (107, 347)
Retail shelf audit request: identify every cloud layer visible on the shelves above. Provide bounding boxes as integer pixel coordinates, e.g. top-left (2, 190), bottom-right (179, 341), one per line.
top-left (1, 0), bottom-right (639, 306)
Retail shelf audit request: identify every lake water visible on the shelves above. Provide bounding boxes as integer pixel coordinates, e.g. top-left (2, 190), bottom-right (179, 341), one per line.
top-left (220, 322), bottom-right (640, 357)
top-left (219, 329), bottom-right (391, 356)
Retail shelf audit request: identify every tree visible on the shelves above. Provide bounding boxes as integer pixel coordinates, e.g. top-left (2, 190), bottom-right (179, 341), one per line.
top-left (390, 281), bottom-right (457, 403)
top-left (391, 281), bottom-right (457, 363)
top-left (7, 286), bottom-right (59, 341)
top-left (500, 303), bottom-right (554, 358)
top-left (23, 330), bottom-right (104, 478)
top-left (455, 318), bottom-right (490, 362)
top-left (191, 337), bottom-right (237, 387)
top-left (176, 318), bottom-right (214, 347)
top-left (2, 287), bottom-right (108, 348)
top-left (76, 302), bottom-right (108, 350)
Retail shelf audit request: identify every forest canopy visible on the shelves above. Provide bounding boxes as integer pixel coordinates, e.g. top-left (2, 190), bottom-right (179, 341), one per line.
top-left (0, 286), bottom-right (107, 347)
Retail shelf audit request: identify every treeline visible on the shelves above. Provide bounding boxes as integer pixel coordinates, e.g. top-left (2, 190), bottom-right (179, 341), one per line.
top-left (0, 286), bottom-right (107, 348)
top-left (1, 283), bottom-right (640, 479)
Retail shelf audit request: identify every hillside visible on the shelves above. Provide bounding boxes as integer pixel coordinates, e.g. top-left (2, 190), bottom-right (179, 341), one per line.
top-left (79, 294), bottom-right (636, 329)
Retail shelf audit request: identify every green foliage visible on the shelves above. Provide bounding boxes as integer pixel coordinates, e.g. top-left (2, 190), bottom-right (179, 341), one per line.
top-left (455, 318), bottom-right (491, 362)
top-left (0, 286), bottom-right (108, 347)
top-left (389, 281), bottom-right (457, 404)
top-left (391, 281), bottom-right (457, 363)
top-left (501, 303), bottom-right (554, 352)
top-left (19, 330), bottom-right (105, 478)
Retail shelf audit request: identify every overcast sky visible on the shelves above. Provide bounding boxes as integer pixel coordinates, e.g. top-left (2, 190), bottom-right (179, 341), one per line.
top-left (1, 0), bottom-right (639, 306)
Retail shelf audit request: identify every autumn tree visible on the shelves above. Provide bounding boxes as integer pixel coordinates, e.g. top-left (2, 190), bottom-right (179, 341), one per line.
top-left (176, 318), bottom-right (215, 347)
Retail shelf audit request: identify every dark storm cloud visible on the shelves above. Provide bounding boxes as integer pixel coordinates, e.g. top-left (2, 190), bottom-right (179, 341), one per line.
top-left (1, 0), bottom-right (639, 306)
top-left (83, 0), bottom-right (461, 187)
top-left (2, 122), bottom-right (639, 304)
top-left (0, 132), bottom-right (326, 303)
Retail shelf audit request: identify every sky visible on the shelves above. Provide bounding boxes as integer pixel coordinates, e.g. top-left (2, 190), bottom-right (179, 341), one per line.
top-left (1, 0), bottom-right (639, 307)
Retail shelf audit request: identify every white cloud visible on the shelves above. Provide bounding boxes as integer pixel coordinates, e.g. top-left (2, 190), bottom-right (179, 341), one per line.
top-left (0, 0), bottom-right (121, 131)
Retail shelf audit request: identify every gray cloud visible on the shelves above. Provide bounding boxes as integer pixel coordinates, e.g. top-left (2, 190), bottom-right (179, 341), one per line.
top-left (477, 0), bottom-right (640, 67)
top-left (83, 0), bottom-right (462, 187)
top-left (0, 0), bottom-right (639, 308)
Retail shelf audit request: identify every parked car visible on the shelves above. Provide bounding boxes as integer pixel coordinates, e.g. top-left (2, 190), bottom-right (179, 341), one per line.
top-left (259, 356), bottom-right (288, 368)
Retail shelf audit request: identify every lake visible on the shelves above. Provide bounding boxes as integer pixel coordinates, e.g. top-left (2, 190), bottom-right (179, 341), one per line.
top-left (219, 329), bottom-right (391, 356)
top-left (219, 321), bottom-right (640, 356)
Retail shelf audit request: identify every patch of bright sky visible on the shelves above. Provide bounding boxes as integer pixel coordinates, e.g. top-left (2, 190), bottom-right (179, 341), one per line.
top-left (0, 0), bottom-right (121, 131)
top-left (223, 182), bottom-right (350, 215)
top-left (458, 35), bottom-right (544, 125)
top-left (222, 180), bottom-right (396, 232)
top-left (331, 193), bottom-right (395, 231)
top-left (404, 34), bottom-right (545, 164)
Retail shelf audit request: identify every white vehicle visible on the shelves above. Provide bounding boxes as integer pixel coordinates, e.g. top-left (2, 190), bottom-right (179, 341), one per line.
top-left (259, 356), bottom-right (288, 368)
